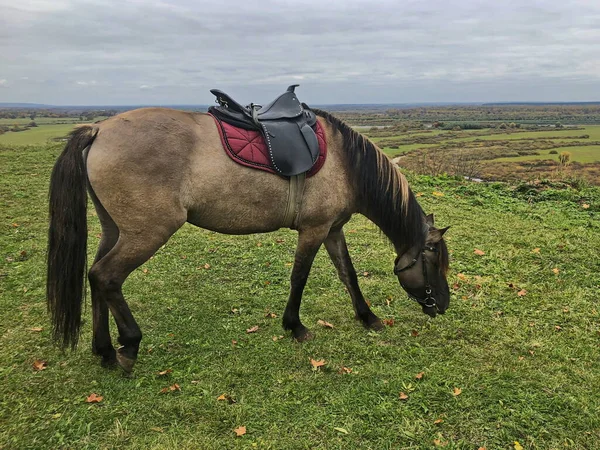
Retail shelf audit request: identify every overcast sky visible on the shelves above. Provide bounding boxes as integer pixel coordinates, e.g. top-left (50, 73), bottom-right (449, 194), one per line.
top-left (1, 0), bottom-right (599, 105)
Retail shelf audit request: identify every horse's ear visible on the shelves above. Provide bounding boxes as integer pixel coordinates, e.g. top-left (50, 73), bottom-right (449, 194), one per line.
top-left (439, 226), bottom-right (450, 236)
top-left (425, 213), bottom-right (434, 227)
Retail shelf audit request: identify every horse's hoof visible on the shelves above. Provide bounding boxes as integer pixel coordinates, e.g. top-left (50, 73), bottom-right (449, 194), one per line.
top-left (116, 351), bottom-right (136, 373)
top-left (368, 319), bottom-right (385, 331)
top-left (293, 329), bottom-right (314, 342)
top-left (101, 355), bottom-right (117, 369)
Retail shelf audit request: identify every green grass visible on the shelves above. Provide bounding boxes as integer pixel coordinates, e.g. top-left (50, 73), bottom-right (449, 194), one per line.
top-left (494, 145), bottom-right (600, 163)
top-left (455, 125), bottom-right (600, 143)
top-left (0, 124), bottom-right (79, 145)
top-left (1, 143), bottom-right (600, 449)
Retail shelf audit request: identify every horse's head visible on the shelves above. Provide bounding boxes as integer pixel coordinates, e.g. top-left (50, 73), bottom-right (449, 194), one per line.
top-left (394, 214), bottom-right (450, 318)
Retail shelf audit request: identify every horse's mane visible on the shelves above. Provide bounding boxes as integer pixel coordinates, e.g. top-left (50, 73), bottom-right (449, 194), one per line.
top-left (311, 108), bottom-right (425, 252)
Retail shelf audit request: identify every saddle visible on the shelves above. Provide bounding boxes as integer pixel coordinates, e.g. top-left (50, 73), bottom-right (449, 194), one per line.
top-left (208, 85), bottom-right (320, 177)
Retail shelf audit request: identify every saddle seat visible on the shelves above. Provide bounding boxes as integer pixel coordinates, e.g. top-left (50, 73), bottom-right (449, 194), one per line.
top-left (208, 85), bottom-right (320, 177)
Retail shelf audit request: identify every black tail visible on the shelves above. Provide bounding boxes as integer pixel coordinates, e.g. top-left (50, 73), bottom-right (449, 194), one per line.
top-left (47, 126), bottom-right (98, 349)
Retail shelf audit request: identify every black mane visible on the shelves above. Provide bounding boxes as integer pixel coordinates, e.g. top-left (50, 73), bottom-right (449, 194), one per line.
top-left (312, 108), bottom-right (425, 253)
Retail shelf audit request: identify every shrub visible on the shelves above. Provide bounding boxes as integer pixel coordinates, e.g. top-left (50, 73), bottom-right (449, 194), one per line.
top-left (549, 150), bottom-right (558, 154)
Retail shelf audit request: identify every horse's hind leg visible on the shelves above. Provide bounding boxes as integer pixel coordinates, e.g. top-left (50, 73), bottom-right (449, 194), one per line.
top-left (88, 226), bottom-right (182, 373)
top-left (324, 227), bottom-right (384, 330)
top-left (89, 193), bottom-right (120, 367)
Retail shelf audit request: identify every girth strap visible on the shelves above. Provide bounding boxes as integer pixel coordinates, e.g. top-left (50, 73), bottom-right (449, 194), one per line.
top-left (282, 173), bottom-right (306, 229)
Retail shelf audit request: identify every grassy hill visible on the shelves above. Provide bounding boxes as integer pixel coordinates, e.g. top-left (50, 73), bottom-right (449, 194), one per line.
top-left (1, 142), bottom-right (599, 449)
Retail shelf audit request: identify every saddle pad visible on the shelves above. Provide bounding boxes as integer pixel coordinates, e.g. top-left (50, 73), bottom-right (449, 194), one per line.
top-left (210, 114), bottom-right (327, 177)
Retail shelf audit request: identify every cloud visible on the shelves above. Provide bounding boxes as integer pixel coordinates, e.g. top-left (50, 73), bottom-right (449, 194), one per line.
top-left (0, 0), bottom-right (599, 104)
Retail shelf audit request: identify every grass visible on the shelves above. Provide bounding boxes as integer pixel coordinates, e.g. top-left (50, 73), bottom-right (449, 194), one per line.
top-left (1, 142), bottom-right (600, 449)
top-left (0, 124), bottom-right (80, 145)
top-left (494, 145), bottom-right (600, 163)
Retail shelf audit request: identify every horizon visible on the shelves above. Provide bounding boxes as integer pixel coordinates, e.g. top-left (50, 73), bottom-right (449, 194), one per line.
top-left (1, 0), bottom-right (599, 105)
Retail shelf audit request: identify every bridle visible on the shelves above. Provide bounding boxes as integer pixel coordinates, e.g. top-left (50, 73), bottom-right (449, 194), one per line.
top-left (394, 245), bottom-right (438, 309)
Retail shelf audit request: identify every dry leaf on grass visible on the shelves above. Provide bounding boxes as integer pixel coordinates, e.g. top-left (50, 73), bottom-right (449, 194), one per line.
top-left (32, 360), bottom-right (47, 371)
top-left (310, 358), bottom-right (326, 369)
top-left (532, 248), bottom-right (541, 253)
top-left (246, 325), bottom-right (259, 334)
top-left (160, 383), bottom-right (181, 394)
top-left (157, 369), bottom-right (172, 376)
top-left (432, 191), bottom-right (444, 197)
top-left (410, 329), bottom-right (419, 337)
top-left (217, 393), bottom-right (236, 404)
top-left (399, 392), bottom-right (409, 400)
top-left (452, 387), bottom-right (462, 396)
top-left (552, 268), bottom-right (560, 275)
top-left (264, 312), bottom-right (277, 318)
top-left (338, 366), bottom-right (352, 374)
top-left (514, 442), bottom-right (523, 450)
top-left (86, 393), bottom-right (103, 403)
top-left (474, 249), bottom-right (485, 256)
top-left (517, 289), bottom-right (527, 297)
top-left (434, 418), bottom-right (444, 424)
top-left (415, 372), bottom-right (425, 380)
top-left (382, 318), bottom-right (394, 327)
top-left (234, 426), bottom-right (246, 437)
top-left (457, 273), bottom-right (467, 280)
top-left (29, 327), bottom-right (43, 332)
top-left (317, 319), bottom-right (334, 329)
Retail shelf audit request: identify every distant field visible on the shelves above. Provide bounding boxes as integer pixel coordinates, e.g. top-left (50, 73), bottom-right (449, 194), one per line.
top-left (494, 145), bottom-right (600, 163)
top-left (0, 124), bottom-right (80, 145)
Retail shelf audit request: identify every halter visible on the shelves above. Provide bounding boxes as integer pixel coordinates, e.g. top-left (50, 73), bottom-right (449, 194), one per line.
top-left (394, 245), bottom-right (438, 309)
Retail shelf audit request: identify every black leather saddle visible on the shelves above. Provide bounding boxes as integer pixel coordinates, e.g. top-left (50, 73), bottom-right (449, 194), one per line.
top-left (208, 85), bottom-right (320, 177)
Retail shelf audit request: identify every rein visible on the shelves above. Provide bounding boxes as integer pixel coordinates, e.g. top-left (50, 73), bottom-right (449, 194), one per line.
top-left (394, 245), bottom-right (438, 309)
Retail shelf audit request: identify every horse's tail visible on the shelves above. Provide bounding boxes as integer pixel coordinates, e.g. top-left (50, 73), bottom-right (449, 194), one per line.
top-left (47, 125), bottom-right (98, 349)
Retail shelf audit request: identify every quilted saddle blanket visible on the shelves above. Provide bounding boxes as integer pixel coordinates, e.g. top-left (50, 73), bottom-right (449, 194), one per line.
top-left (210, 114), bottom-right (327, 177)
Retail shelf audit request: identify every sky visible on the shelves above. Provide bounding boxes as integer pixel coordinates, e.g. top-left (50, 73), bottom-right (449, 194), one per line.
top-left (1, 0), bottom-right (599, 106)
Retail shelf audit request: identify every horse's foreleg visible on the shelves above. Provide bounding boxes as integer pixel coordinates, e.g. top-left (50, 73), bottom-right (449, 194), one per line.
top-left (282, 227), bottom-right (330, 341)
top-left (324, 227), bottom-right (384, 331)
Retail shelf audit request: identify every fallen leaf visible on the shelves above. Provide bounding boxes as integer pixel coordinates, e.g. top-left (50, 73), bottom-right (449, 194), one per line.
top-left (317, 319), bottom-right (334, 329)
top-left (410, 329), bottom-right (419, 337)
top-left (432, 191), bottom-right (444, 197)
top-left (264, 312), bottom-right (277, 318)
top-left (29, 327), bottom-right (43, 332)
top-left (157, 369), bottom-right (172, 376)
top-left (334, 427), bottom-right (349, 434)
top-left (478, 447), bottom-right (487, 450)
top-left (382, 318), bottom-right (394, 327)
top-left (85, 393), bottom-right (103, 403)
top-left (582, 204), bottom-right (590, 209)
top-left (514, 441), bottom-right (523, 450)
top-left (433, 438), bottom-right (447, 446)
top-left (415, 372), bottom-right (425, 380)
top-left (399, 392), bottom-right (409, 400)
top-left (555, 325), bottom-right (562, 331)
top-left (434, 418), bottom-right (444, 424)
top-left (272, 335), bottom-right (284, 341)
top-left (365, 299), bottom-right (371, 307)
top-left (552, 268), bottom-right (560, 275)
top-left (310, 358), bottom-right (327, 369)
top-left (142, 268), bottom-right (148, 274)
top-left (415, 192), bottom-right (424, 197)
top-left (160, 383), bottom-right (181, 393)
top-left (246, 325), bottom-right (259, 334)
top-left (457, 273), bottom-right (467, 280)
top-left (150, 427), bottom-right (164, 433)
top-left (452, 387), bottom-right (462, 396)
top-left (518, 356), bottom-right (525, 361)
top-left (12, 223), bottom-right (19, 227)
top-left (562, 307), bottom-right (569, 313)
top-left (338, 366), bottom-right (353, 374)
top-left (234, 426), bottom-right (246, 437)
top-left (256, 242), bottom-right (262, 247)
top-left (217, 393), bottom-right (236, 404)
top-left (231, 339), bottom-right (238, 346)
top-left (452, 283), bottom-right (460, 290)
top-left (517, 289), bottom-right (527, 297)
top-left (362, 271), bottom-right (370, 277)
top-left (204, 263), bottom-right (211, 269)
top-left (474, 249), bottom-right (485, 256)
top-left (32, 360), bottom-right (47, 371)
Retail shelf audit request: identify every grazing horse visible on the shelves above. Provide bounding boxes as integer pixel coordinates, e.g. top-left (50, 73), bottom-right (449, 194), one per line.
top-left (47, 107), bottom-right (450, 373)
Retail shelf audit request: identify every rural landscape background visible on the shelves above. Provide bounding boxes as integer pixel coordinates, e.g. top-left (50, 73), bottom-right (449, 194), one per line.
top-left (1, 102), bottom-right (599, 448)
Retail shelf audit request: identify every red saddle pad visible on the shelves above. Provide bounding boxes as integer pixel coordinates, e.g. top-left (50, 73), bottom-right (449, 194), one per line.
top-left (210, 114), bottom-right (327, 177)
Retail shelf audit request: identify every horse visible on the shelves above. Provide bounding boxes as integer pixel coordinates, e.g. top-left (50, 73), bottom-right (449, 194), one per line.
top-left (47, 107), bottom-right (450, 373)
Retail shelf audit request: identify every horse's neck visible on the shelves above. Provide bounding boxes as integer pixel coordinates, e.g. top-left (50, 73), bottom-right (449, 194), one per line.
top-left (354, 145), bottom-right (423, 252)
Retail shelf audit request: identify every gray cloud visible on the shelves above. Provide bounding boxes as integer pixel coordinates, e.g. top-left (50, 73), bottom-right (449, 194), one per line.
top-left (0, 0), bottom-right (599, 105)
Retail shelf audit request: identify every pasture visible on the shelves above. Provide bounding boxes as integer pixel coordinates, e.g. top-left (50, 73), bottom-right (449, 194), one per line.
top-left (1, 138), bottom-right (599, 449)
